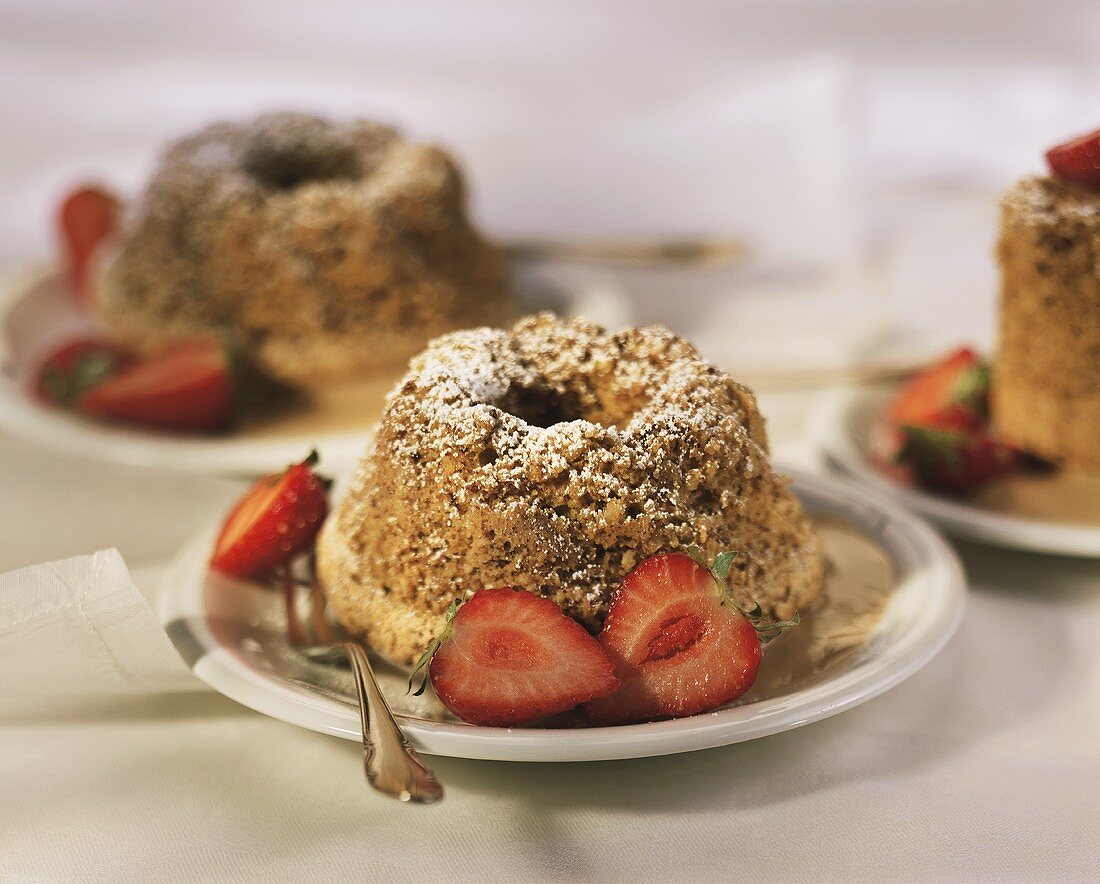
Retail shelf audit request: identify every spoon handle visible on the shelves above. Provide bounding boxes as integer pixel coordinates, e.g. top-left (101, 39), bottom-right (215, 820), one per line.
top-left (504, 236), bottom-right (747, 267)
top-left (343, 642), bottom-right (444, 804)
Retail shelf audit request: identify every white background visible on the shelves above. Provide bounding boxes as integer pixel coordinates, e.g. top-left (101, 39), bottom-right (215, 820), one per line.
top-left (4, 0), bottom-right (1100, 361)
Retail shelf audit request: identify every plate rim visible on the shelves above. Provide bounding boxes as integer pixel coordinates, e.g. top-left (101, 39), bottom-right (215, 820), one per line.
top-left (816, 386), bottom-right (1100, 559)
top-left (0, 264), bottom-right (374, 476)
top-left (157, 467), bottom-right (967, 762)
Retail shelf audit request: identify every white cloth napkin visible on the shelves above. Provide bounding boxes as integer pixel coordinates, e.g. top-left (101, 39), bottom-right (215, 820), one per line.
top-left (0, 549), bottom-right (197, 697)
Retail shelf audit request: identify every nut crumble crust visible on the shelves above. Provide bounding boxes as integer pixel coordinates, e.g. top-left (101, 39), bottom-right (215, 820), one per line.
top-left (318, 313), bottom-right (825, 665)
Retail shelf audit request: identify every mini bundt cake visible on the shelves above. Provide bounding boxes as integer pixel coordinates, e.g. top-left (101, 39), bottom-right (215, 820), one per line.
top-left (95, 112), bottom-right (513, 387)
top-left (993, 175), bottom-right (1100, 472)
top-left (317, 313), bottom-right (825, 666)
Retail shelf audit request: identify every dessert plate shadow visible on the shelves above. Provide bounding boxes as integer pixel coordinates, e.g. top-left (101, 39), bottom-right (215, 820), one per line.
top-left (816, 385), bottom-right (1100, 558)
top-left (0, 263), bottom-right (628, 477)
top-left (158, 469), bottom-right (965, 763)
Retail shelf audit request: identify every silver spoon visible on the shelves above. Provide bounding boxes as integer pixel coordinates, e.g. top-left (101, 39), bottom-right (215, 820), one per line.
top-left (281, 568), bottom-right (444, 803)
top-left (504, 235), bottom-right (747, 267)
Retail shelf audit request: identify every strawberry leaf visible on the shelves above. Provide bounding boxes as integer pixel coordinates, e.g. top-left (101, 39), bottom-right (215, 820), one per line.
top-left (737, 606), bottom-right (801, 646)
top-left (711, 551), bottom-right (736, 582)
top-left (685, 545), bottom-right (737, 584)
top-left (40, 366), bottom-right (72, 404)
top-left (949, 363), bottom-right (991, 417)
top-left (897, 425), bottom-right (967, 478)
top-left (685, 545), bottom-right (709, 570)
top-left (72, 352), bottom-right (118, 396)
top-left (407, 597), bottom-right (461, 696)
top-left (684, 546), bottom-right (797, 641)
top-left (42, 351), bottom-right (121, 407)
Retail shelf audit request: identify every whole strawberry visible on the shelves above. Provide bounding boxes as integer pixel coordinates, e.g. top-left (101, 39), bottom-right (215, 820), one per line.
top-left (1046, 128), bottom-right (1100, 191)
top-left (58, 185), bottom-right (120, 304)
top-left (896, 410), bottom-right (1019, 493)
top-left (210, 450), bottom-right (331, 578)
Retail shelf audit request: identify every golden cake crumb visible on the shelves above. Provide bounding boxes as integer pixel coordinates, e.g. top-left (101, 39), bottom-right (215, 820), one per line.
top-left (317, 313), bottom-right (825, 665)
top-left (95, 112), bottom-right (513, 387)
top-left (993, 175), bottom-right (1100, 472)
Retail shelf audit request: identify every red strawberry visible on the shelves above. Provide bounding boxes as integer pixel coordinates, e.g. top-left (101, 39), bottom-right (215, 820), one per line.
top-left (33, 336), bottom-right (133, 407)
top-left (1046, 128), bottom-right (1100, 191)
top-left (888, 346), bottom-right (989, 429)
top-left (80, 339), bottom-right (234, 432)
top-left (58, 185), bottom-right (120, 304)
top-left (896, 410), bottom-right (1019, 493)
top-left (418, 588), bottom-right (619, 727)
top-left (210, 450), bottom-right (331, 578)
top-left (584, 551), bottom-right (796, 725)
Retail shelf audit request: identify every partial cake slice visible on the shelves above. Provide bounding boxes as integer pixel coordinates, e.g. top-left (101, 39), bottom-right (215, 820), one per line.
top-left (993, 175), bottom-right (1100, 473)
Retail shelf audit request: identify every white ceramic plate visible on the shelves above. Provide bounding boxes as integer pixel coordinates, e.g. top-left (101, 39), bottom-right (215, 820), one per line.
top-left (0, 263), bottom-right (627, 477)
top-left (157, 469), bottom-right (965, 762)
top-left (817, 385), bottom-right (1100, 559)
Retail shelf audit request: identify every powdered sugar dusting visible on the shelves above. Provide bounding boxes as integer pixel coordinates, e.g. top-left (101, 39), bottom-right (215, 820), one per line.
top-left (319, 313), bottom-right (825, 665)
top-left (96, 111), bottom-right (512, 387)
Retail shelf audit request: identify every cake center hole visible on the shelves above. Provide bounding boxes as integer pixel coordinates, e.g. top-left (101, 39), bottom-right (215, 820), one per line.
top-left (243, 144), bottom-right (361, 190)
top-left (498, 386), bottom-right (590, 429)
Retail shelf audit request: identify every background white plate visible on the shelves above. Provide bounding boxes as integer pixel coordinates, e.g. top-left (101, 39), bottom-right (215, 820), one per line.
top-left (157, 469), bottom-right (965, 762)
top-left (0, 263), bottom-right (627, 477)
top-left (817, 385), bottom-right (1100, 559)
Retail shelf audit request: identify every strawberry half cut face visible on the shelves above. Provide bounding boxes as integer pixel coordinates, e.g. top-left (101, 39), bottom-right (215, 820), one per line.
top-left (79, 339), bottom-right (234, 432)
top-left (888, 346), bottom-right (988, 430)
top-left (425, 588), bottom-right (620, 727)
top-left (584, 553), bottom-right (763, 725)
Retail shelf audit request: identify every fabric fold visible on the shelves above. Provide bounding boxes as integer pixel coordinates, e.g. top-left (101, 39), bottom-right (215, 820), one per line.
top-left (0, 549), bottom-right (200, 698)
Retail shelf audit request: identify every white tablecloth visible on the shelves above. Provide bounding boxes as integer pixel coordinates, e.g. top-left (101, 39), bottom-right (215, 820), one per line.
top-left (2, 391), bottom-right (1099, 883)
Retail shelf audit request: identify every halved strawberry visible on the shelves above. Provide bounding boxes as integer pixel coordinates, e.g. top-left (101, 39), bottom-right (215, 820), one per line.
top-left (417, 588), bottom-right (619, 727)
top-left (33, 336), bottom-right (133, 407)
top-left (1046, 128), bottom-right (1100, 191)
top-left (584, 551), bottom-right (796, 725)
top-left (888, 346), bottom-right (989, 429)
top-left (58, 185), bottom-right (120, 304)
top-left (79, 339), bottom-right (234, 432)
top-left (896, 410), bottom-right (1019, 494)
top-left (210, 450), bottom-right (331, 578)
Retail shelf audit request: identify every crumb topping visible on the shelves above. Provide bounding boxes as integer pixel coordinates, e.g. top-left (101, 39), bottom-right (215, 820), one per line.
top-left (1001, 175), bottom-right (1100, 229)
top-left (993, 175), bottom-right (1100, 470)
top-left (95, 112), bottom-right (513, 387)
top-left (318, 313), bottom-right (825, 665)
